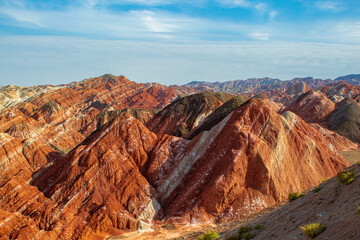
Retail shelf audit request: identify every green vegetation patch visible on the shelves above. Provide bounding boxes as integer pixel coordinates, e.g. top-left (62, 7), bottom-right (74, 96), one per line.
top-left (313, 186), bottom-right (322, 193)
top-left (288, 192), bottom-right (304, 201)
top-left (337, 169), bottom-right (357, 185)
top-left (214, 92), bottom-right (234, 103)
top-left (300, 222), bottom-right (326, 238)
top-left (198, 231), bottom-right (219, 240)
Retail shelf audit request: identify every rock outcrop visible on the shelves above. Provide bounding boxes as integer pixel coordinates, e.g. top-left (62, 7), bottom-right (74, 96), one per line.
top-left (186, 95), bottom-right (249, 139)
top-left (0, 133), bottom-right (61, 240)
top-left (320, 81), bottom-right (360, 103)
top-left (282, 90), bottom-right (335, 123)
top-left (264, 82), bottom-right (312, 106)
top-left (146, 92), bottom-right (229, 137)
top-left (310, 123), bottom-right (358, 151)
top-left (0, 84), bottom-right (60, 110)
top-left (146, 99), bottom-right (349, 225)
top-left (30, 113), bottom-right (161, 239)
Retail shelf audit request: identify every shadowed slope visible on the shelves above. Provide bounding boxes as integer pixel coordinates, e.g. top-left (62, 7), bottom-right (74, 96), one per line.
top-left (328, 98), bottom-right (360, 143)
top-left (186, 95), bottom-right (249, 139)
top-left (146, 92), bottom-right (227, 137)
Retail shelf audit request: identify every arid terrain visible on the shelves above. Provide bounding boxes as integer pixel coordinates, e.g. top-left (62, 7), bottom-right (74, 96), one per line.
top-left (0, 74), bottom-right (359, 240)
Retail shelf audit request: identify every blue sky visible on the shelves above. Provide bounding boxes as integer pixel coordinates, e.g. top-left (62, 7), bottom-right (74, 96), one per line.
top-left (0, 0), bottom-right (360, 86)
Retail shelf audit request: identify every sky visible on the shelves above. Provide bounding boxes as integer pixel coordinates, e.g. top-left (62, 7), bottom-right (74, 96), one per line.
top-left (0, 0), bottom-right (360, 86)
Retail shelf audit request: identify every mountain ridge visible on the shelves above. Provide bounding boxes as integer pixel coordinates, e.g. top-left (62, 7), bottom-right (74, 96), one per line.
top-left (0, 73), bottom-right (359, 239)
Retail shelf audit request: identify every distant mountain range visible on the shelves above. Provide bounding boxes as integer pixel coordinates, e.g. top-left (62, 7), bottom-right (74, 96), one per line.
top-left (335, 74), bottom-right (360, 83)
top-left (182, 74), bottom-right (360, 94)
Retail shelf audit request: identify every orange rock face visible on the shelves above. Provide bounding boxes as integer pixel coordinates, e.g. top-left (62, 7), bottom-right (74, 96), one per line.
top-left (320, 80), bottom-right (360, 102)
top-left (22, 74), bottom-right (189, 137)
top-left (0, 74), bottom-right (194, 239)
top-left (146, 99), bottom-right (349, 224)
top-left (0, 76), bottom-right (355, 239)
top-left (30, 113), bottom-right (161, 239)
top-left (0, 133), bottom-right (60, 240)
top-left (309, 123), bottom-right (358, 151)
top-left (282, 90), bottom-right (335, 123)
top-left (249, 82), bottom-right (312, 108)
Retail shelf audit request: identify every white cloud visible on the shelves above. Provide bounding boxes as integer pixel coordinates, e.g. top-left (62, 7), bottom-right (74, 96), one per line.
top-left (133, 10), bottom-right (191, 33)
top-left (0, 0), bottom-right (359, 87)
top-left (0, 2), bottom-right (198, 39)
top-left (218, 0), bottom-right (251, 8)
top-left (269, 10), bottom-right (278, 21)
top-left (315, 1), bottom-right (344, 11)
top-left (79, 0), bottom-right (200, 7)
top-left (219, 1), bottom-right (278, 21)
top-left (1, 36), bottom-right (359, 86)
top-left (254, 3), bottom-right (267, 14)
top-left (0, 0), bottom-right (283, 41)
top-left (3, 0), bottom-right (25, 8)
top-left (249, 31), bottom-right (269, 40)
top-left (0, 1), bottom-right (275, 41)
top-left (1, 1), bottom-right (359, 44)
top-left (82, 0), bottom-right (99, 8)
top-left (120, 0), bottom-right (179, 5)
top-left (335, 22), bottom-right (360, 39)
top-left (294, 0), bottom-right (347, 12)
top-left (0, 0), bottom-right (45, 27)
top-left (0, 7), bottom-right (44, 27)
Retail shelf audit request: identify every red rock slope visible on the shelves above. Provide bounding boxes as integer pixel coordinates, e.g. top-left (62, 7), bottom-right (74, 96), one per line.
top-left (0, 77), bottom-right (354, 240)
top-left (1, 98), bottom-right (350, 239)
top-left (29, 113), bottom-right (162, 239)
top-left (0, 74), bottom-right (192, 153)
top-left (282, 90), bottom-right (335, 123)
top-left (0, 133), bottom-right (61, 240)
top-left (320, 80), bottom-right (360, 102)
top-left (0, 74), bottom-right (196, 239)
top-left (145, 98), bottom-right (349, 225)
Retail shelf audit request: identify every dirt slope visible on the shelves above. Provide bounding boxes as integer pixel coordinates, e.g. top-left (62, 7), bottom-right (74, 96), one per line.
top-left (218, 163), bottom-right (360, 240)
